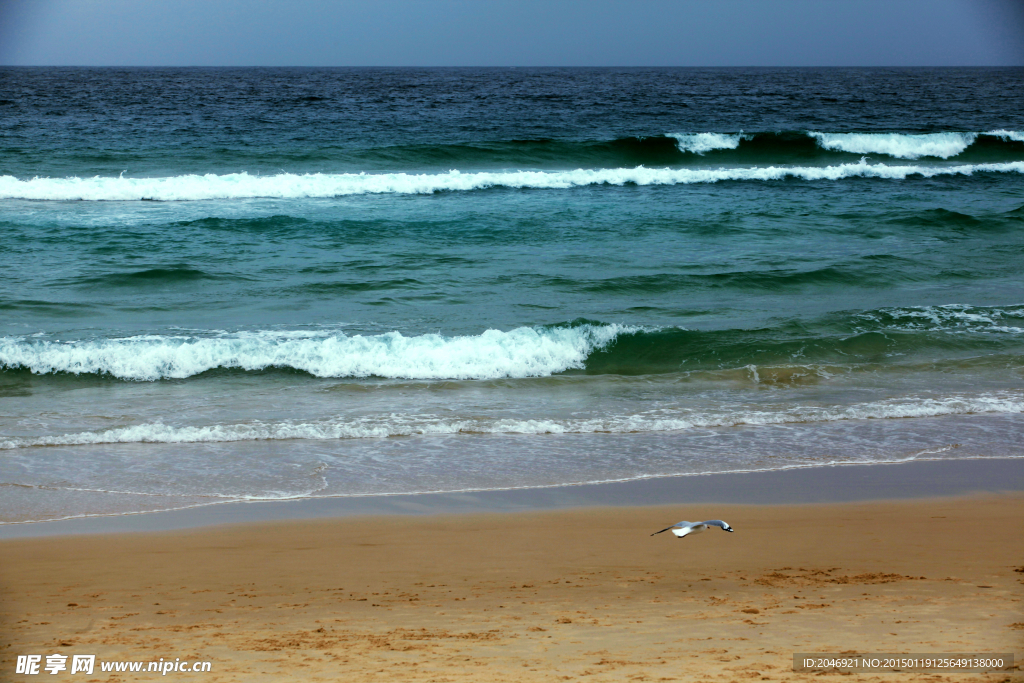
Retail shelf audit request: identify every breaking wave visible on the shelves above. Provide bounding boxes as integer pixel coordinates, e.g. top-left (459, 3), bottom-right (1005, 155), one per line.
top-left (809, 132), bottom-right (978, 159)
top-left (671, 129), bottom-right (1024, 159)
top-left (989, 129), bottom-right (1024, 142)
top-left (1, 305), bottom-right (1021, 382)
top-left (667, 132), bottom-right (748, 154)
top-left (0, 323), bottom-right (635, 381)
top-left (3, 160), bottom-right (1023, 201)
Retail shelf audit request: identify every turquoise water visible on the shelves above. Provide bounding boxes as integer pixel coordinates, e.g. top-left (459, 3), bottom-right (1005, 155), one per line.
top-left (1, 68), bottom-right (1023, 522)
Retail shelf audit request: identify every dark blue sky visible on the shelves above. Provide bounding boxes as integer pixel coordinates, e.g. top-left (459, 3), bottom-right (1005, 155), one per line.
top-left (1, 0), bottom-right (1022, 66)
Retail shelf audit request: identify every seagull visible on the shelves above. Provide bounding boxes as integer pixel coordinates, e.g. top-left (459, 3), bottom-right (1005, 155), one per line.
top-left (650, 520), bottom-right (734, 538)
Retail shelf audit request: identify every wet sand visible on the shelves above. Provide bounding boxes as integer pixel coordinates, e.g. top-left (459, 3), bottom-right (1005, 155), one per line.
top-left (2, 489), bottom-right (1022, 681)
top-left (4, 457), bottom-right (1024, 538)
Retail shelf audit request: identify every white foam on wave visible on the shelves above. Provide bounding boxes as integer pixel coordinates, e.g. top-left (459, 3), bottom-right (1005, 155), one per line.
top-left (810, 132), bottom-right (977, 159)
top-left (666, 132), bottom-right (746, 154)
top-left (0, 324), bottom-right (633, 381)
top-left (987, 130), bottom-right (1024, 142)
top-left (3, 160), bottom-right (1021, 201)
top-left (2, 393), bottom-right (1020, 450)
top-left (858, 304), bottom-right (1024, 334)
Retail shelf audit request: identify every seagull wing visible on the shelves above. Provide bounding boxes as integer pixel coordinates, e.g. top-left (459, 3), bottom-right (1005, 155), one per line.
top-left (702, 520), bottom-right (734, 532)
top-left (650, 521), bottom-right (693, 536)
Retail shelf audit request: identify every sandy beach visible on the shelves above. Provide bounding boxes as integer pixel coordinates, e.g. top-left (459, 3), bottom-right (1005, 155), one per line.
top-left (2, 479), bottom-right (1022, 682)
top-left (4, 22), bottom-right (1024, 683)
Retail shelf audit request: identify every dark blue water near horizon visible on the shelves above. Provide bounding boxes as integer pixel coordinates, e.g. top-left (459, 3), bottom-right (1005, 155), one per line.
top-left (1, 67), bottom-right (1023, 523)
top-left (2, 67), bottom-right (1023, 178)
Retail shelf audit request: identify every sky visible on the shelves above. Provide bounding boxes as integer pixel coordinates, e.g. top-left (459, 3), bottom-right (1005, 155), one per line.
top-left (0, 0), bottom-right (1022, 67)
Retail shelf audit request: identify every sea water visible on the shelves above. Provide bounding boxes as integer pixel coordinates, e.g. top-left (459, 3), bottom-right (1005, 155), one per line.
top-left (1, 67), bottom-right (1022, 522)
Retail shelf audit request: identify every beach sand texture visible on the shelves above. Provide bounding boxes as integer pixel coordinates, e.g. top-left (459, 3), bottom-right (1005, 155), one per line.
top-left (2, 495), bottom-right (1022, 682)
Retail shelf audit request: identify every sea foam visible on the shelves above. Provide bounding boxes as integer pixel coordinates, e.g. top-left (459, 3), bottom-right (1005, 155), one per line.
top-left (3, 393), bottom-right (1020, 450)
top-left (667, 132), bottom-right (746, 154)
top-left (810, 132), bottom-right (977, 159)
top-left (858, 304), bottom-right (1024, 334)
top-left (2, 160), bottom-right (1023, 201)
top-left (987, 130), bottom-right (1024, 142)
top-left (0, 324), bottom-right (634, 381)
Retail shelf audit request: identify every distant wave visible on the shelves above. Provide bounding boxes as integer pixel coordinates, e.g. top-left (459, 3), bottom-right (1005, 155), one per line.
top-left (675, 130), bottom-right (1024, 159)
top-left (1, 305), bottom-right (1021, 382)
top-left (3, 392), bottom-right (1021, 450)
top-left (6, 131), bottom-right (1019, 182)
top-left (667, 132), bottom-right (748, 154)
top-left (809, 132), bottom-right (977, 159)
top-left (3, 160), bottom-right (1023, 201)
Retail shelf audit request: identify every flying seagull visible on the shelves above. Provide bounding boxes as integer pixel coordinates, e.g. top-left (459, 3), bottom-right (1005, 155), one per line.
top-left (650, 520), bottom-right (734, 538)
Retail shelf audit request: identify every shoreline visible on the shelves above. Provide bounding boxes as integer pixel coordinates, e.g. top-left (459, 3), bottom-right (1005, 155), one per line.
top-left (3, 455), bottom-right (1022, 539)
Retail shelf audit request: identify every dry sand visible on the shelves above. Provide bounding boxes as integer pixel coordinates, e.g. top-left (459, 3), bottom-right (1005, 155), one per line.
top-left (2, 495), bottom-right (1022, 682)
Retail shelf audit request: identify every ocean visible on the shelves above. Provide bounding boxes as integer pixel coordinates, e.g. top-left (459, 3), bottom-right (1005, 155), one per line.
top-left (1, 67), bottom-right (1022, 524)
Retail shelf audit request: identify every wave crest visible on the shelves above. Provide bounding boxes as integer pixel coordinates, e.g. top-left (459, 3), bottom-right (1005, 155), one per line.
top-left (988, 129), bottom-right (1024, 143)
top-left (0, 323), bottom-right (634, 381)
top-left (3, 160), bottom-right (1023, 201)
top-left (2, 305), bottom-right (1021, 382)
top-left (809, 132), bottom-right (977, 159)
top-left (667, 132), bottom-right (746, 154)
